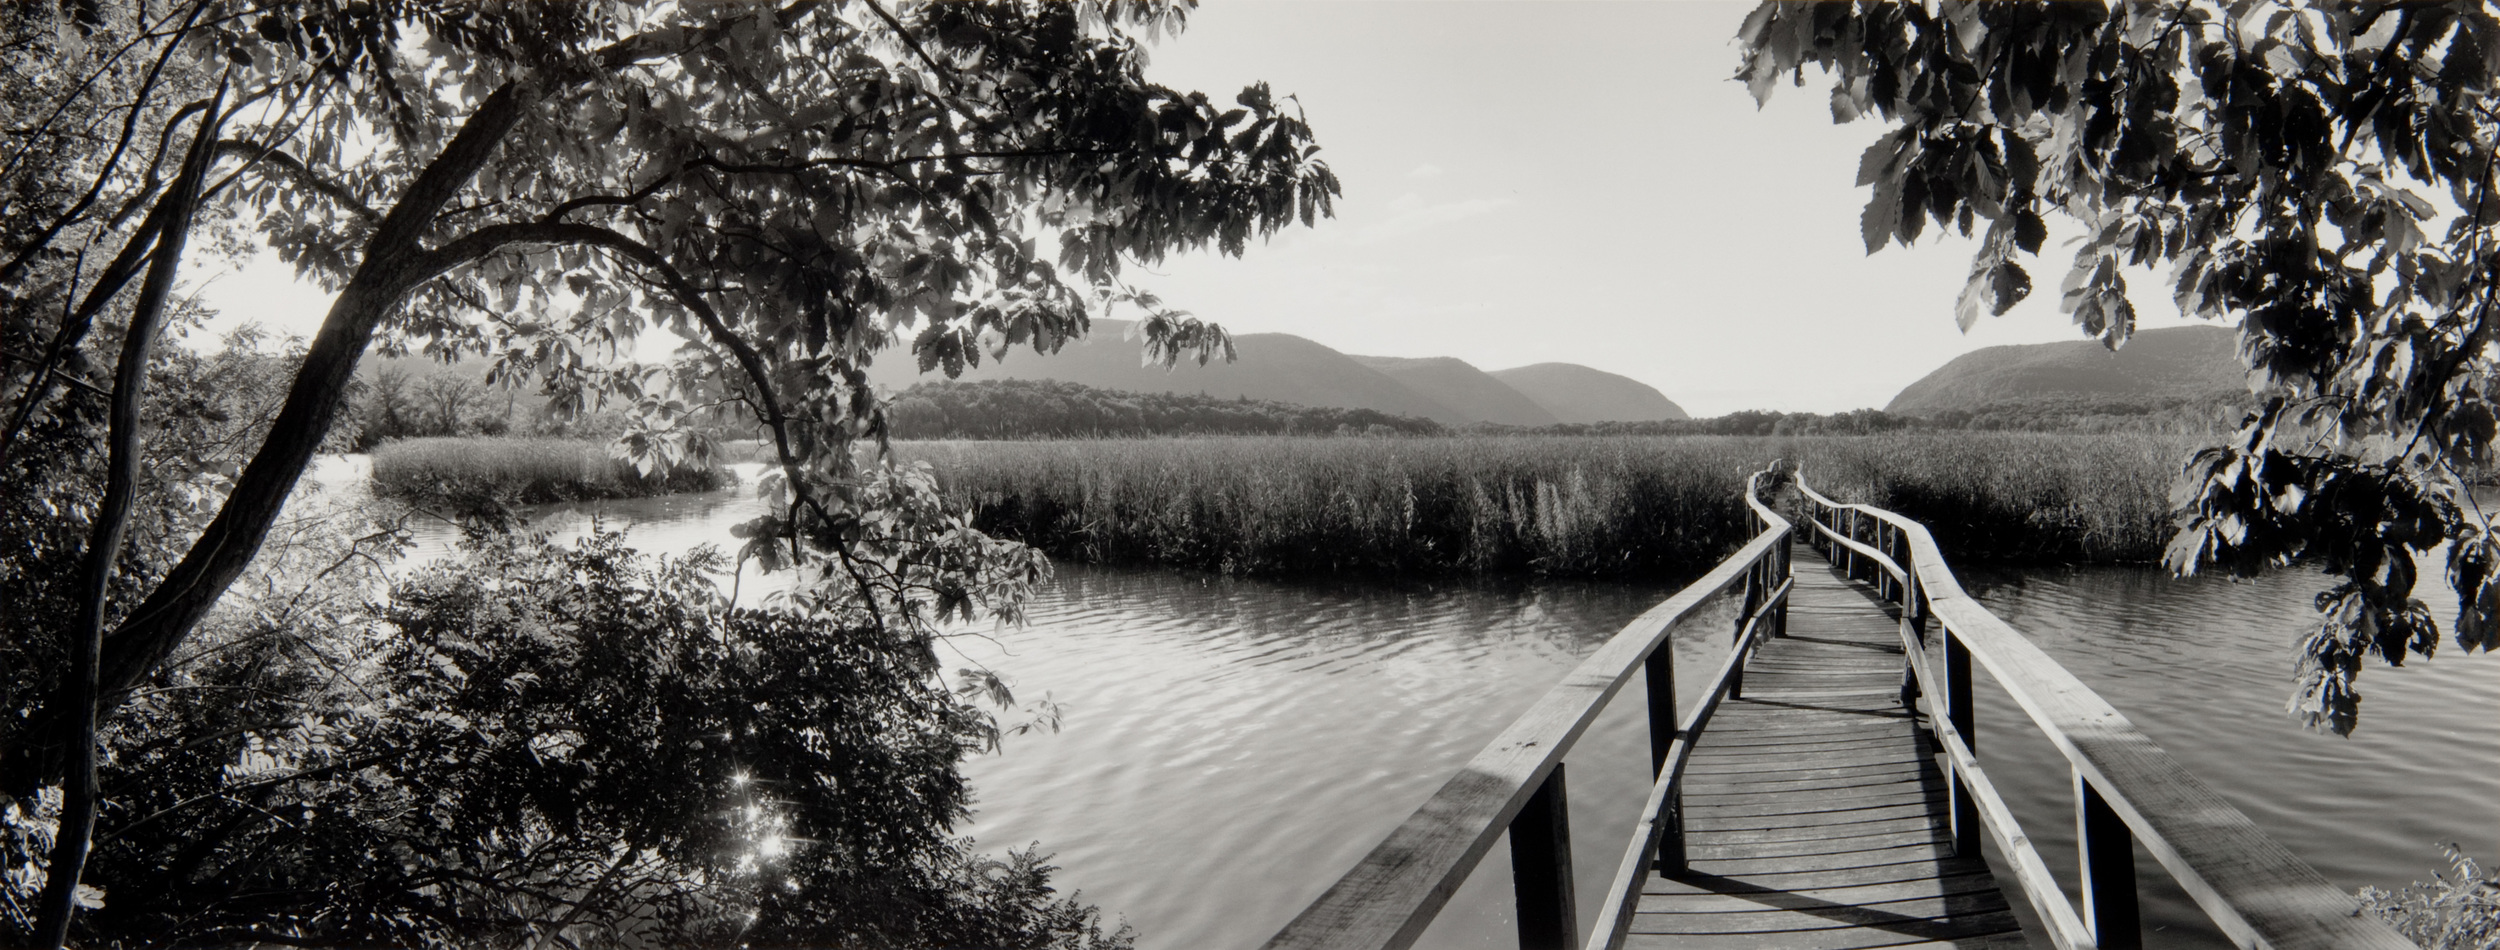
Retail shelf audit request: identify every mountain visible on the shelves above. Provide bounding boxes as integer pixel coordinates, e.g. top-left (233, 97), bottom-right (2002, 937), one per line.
top-left (862, 319), bottom-right (1467, 424)
top-left (1488, 363), bottom-right (1689, 423)
top-left (1349, 355), bottom-right (1558, 426)
top-left (1885, 325), bottom-right (2244, 416)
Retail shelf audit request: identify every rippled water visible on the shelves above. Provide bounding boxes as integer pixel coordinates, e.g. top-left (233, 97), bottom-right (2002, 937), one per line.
top-left (324, 460), bottom-right (2498, 949)
top-left (1956, 564), bottom-right (2500, 948)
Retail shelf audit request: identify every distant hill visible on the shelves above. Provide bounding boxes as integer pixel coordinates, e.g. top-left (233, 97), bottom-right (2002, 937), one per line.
top-left (1488, 363), bottom-right (1689, 423)
top-left (862, 319), bottom-right (1468, 424)
top-left (1885, 325), bottom-right (2244, 417)
top-left (1349, 355), bottom-right (1557, 426)
top-left (888, 378), bottom-right (1443, 438)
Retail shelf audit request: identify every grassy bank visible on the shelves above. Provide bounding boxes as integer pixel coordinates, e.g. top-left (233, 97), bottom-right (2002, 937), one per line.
top-left (899, 432), bottom-right (2200, 578)
top-left (371, 437), bottom-right (734, 505)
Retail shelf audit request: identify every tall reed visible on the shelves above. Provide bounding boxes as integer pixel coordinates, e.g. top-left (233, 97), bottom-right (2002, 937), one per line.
top-left (1776, 431), bottom-right (2195, 564)
top-left (900, 432), bottom-right (2202, 578)
top-left (371, 437), bottom-right (731, 505)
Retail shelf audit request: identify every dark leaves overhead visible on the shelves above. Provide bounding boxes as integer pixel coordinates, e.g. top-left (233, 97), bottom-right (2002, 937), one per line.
top-left (1740, 0), bottom-right (2500, 734)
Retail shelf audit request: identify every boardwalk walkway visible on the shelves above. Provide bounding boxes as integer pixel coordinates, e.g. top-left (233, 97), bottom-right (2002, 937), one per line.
top-left (1626, 557), bottom-right (2023, 949)
top-left (1264, 469), bottom-right (2413, 950)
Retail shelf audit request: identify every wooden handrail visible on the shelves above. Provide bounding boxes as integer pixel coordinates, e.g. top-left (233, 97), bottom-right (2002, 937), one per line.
top-left (1262, 472), bottom-right (1794, 950)
top-left (1582, 575), bottom-right (1791, 949)
top-left (1793, 476), bottom-right (2412, 950)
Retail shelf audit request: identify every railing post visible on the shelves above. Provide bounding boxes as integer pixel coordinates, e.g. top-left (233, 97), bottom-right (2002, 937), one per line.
top-left (1774, 535), bottom-right (1791, 638)
top-left (1943, 630), bottom-right (1978, 857)
top-left (2077, 771), bottom-right (2142, 950)
top-left (1898, 565), bottom-right (1922, 709)
top-left (1842, 509), bottom-right (1857, 579)
top-left (1643, 641), bottom-right (1685, 876)
top-left (1510, 764), bottom-right (1577, 950)
top-left (1731, 558), bottom-right (1762, 699)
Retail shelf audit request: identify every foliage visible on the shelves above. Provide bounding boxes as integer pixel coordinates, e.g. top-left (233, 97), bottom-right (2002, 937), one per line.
top-left (4, 0), bottom-right (1333, 940)
top-left (0, 320), bottom-right (300, 804)
top-left (368, 436), bottom-right (732, 508)
top-left (2359, 845), bottom-right (2500, 950)
top-left (905, 432), bottom-right (2185, 578)
top-left (1739, 0), bottom-right (2500, 732)
top-left (15, 520), bottom-right (1128, 948)
top-left (889, 377), bottom-right (1444, 438)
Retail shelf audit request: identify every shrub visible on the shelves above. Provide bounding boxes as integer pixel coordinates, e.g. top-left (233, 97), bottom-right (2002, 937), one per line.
top-left (2359, 846), bottom-right (2500, 950)
top-left (52, 529), bottom-right (1130, 949)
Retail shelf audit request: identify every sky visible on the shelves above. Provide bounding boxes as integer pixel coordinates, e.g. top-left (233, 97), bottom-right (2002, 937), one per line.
top-left (193, 1), bottom-right (2201, 417)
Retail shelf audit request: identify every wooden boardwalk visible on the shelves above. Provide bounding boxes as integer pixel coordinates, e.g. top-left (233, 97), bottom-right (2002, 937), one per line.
top-left (1266, 469), bottom-right (2414, 950)
top-left (1624, 557), bottom-right (2025, 949)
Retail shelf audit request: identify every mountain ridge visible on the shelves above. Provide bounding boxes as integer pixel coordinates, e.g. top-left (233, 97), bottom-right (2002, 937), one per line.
top-left (1885, 324), bottom-right (2244, 417)
top-left (1489, 363), bottom-right (1690, 423)
top-left (864, 319), bottom-right (1685, 426)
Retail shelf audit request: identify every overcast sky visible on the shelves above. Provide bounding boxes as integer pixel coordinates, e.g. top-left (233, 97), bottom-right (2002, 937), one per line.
top-left (194, 1), bottom-right (2201, 417)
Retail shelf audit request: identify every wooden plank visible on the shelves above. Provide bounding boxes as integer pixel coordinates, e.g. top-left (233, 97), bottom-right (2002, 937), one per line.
top-left (1680, 795), bottom-right (1930, 825)
top-left (1620, 932), bottom-right (2031, 950)
top-left (1684, 843), bottom-right (1959, 875)
top-left (1593, 554), bottom-right (2035, 950)
top-left (1684, 827), bottom-right (1954, 861)
top-left (1641, 871), bottom-right (2006, 906)
top-left (1682, 801), bottom-right (1943, 832)
top-left (1633, 905), bottom-right (2015, 936)
top-left (1620, 915), bottom-right (2020, 950)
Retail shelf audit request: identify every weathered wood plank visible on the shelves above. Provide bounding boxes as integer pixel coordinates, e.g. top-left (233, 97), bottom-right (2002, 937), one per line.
top-left (1603, 557), bottom-right (2033, 950)
top-left (1632, 906), bottom-right (2016, 936)
top-left (1641, 871), bottom-right (2006, 906)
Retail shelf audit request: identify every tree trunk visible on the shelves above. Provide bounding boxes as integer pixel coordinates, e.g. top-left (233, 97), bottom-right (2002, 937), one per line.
top-left (92, 81), bottom-right (534, 703)
top-left (29, 90), bottom-right (221, 949)
top-left (1, 82), bottom-right (536, 804)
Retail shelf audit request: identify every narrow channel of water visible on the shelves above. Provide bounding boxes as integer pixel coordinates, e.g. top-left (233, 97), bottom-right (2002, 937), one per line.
top-left (328, 461), bottom-right (2498, 949)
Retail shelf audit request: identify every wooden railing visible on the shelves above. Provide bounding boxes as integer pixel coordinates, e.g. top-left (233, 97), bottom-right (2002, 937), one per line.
top-left (1794, 475), bottom-right (2413, 950)
top-left (1260, 471), bottom-right (1795, 950)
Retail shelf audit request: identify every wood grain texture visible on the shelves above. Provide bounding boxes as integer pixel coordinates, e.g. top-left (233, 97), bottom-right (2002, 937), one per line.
top-left (1602, 560), bottom-right (2027, 950)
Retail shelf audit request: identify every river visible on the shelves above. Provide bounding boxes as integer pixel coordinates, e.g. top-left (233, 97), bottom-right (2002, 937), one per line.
top-left (342, 460), bottom-right (2497, 949)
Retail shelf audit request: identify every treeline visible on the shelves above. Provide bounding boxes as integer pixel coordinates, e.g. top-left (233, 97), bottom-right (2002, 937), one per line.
top-left (1521, 393), bottom-right (2248, 438)
top-left (887, 378), bottom-right (1445, 438)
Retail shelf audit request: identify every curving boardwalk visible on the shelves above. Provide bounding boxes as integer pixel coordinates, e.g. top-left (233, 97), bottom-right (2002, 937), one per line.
top-left (1263, 469), bottom-right (2413, 950)
top-left (1626, 558), bottom-right (2022, 949)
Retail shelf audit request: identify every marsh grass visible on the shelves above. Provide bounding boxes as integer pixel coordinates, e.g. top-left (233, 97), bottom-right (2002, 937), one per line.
top-left (900, 432), bottom-right (2201, 578)
top-left (1784, 431), bottom-right (2195, 564)
top-left (371, 437), bottom-right (732, 506)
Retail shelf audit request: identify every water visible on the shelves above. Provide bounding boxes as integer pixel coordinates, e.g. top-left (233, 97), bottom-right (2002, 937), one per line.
top-left (323, 461), bottom-right (2499, 948)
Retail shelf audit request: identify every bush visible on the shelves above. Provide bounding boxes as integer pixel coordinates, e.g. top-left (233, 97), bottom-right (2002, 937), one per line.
top-left (2359, 846), bottom-right (2500, 950)
top-left (43, 528), bottom-right (1129, 949)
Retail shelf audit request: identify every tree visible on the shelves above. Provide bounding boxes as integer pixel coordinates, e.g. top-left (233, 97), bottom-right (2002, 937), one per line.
top-left (3, 0), bottom-right (1335, 941)
top-left (1738, 0), bottom-right (2500, 733)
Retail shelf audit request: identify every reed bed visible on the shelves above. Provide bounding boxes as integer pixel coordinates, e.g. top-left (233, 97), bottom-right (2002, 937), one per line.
top-left (899, 432), bottom-right (2201, 578)
top-left (370, 437), bottom-right (732, 505)
top-left (910, 432), bottom-right (2200, 580)
top-left (1780, 431), bottom-right (2196, 565)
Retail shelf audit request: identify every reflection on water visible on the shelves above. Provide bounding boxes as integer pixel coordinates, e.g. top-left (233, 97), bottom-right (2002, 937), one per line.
top-left (318, 457), bottom-right (2498, 949)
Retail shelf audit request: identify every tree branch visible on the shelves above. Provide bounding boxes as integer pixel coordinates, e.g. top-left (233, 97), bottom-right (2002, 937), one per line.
top-left (216, 138), bottom-right (380, 220)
